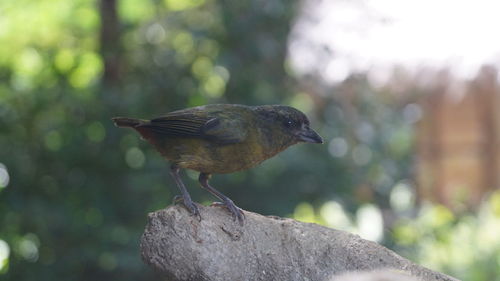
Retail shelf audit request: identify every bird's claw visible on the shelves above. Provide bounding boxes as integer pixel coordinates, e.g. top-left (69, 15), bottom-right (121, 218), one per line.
top-left (172, 195), bottom-right (183, 204)
top-left (211, 200), bottom-right (245, 225)
top-left (173, 195), bottom-right (201, 221)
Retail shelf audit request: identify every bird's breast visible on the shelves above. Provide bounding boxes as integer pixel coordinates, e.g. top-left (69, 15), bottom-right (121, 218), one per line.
top-left (151, 136), bottom-right (271, 174)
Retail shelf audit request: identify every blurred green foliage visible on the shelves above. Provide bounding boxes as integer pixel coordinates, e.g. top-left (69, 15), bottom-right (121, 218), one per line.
top-left (393, 191), bottom-right (500, 281)
top-left (289, 190), bottom-right (500, 281)
top-left (0, 0), bottom-right (497, 280)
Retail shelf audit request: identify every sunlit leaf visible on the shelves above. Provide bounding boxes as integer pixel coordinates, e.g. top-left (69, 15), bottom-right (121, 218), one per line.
top-left (164, 0), bottom-right (205, 11)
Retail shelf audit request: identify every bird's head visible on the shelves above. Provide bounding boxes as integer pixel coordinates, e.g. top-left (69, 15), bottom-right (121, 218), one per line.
top-left (255, 105), bottom-right (323, 145)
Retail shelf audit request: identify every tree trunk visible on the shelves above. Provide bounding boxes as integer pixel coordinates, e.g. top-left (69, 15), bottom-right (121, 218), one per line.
top-left (99, 0), bottom-right (121, 86)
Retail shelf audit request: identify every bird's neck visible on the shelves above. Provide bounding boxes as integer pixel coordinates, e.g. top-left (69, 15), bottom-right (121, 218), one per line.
top-left (255, 126), bottom-right (296, 157)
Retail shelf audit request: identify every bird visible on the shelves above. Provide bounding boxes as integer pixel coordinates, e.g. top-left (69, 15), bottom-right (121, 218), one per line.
top-left (112, 104), bottom-right (323, 224)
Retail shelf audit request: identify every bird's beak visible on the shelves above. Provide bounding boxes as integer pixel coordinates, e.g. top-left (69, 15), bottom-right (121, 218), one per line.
top-left (298, 127), bottom-right (323, 144)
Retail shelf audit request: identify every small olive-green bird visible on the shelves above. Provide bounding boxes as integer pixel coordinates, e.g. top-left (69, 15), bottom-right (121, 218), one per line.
top-left (112, 104), bottom-right (322, 224)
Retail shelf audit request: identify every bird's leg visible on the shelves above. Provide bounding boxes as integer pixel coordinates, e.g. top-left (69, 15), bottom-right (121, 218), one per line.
top-left (198, 173), bottom-right (245, 224)
top-left (169, 165), bottom-right (201, 220)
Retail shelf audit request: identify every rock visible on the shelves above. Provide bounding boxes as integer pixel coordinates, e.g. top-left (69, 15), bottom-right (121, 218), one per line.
top-left (140, 205), bottom-right (460, 281)
top-left (330, 270), bottom-right (420, 281)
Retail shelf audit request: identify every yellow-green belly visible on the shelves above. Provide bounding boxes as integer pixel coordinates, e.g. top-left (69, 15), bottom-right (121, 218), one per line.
top-left (154, 137), bottom-right (269, 174)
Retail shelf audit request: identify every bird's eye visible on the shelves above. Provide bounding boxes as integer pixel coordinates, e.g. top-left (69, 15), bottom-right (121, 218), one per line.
top-left (284, 120), bottom-right (295, 128)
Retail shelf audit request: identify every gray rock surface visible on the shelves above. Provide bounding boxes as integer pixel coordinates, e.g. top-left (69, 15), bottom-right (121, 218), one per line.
top-left (330, 270), bottom-right (420, 281)
top-left (140, 205), bottom-right (460, 281)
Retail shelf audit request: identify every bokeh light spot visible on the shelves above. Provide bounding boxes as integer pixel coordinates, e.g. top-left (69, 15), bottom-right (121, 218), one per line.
top-left (393, 222), bottom-right (418, 245)
top-left (403, 103), bottom-right (423, 124)
top-left (86, 121), bottom-right (106, 143)
top-left (125, 147), bottom-right (145, 169)
top-left (164, 0), bottom-right (205, 11)
top-left (328, 137), bottom-right (348, 158)
top-left (0, 240), bottom-right (10, 272)
top-left (0, 163), bottom-right (9, 189)
top-left (320, 201), bottom-right (352, 229)
top-left (172, 32), bottom-right (194, 55)
top-left (146, 23), bottom-right (166, 44)
top-left (119, 0), bottom-right (154, 23)
top-left (54, 49), bottom-right (75, 73)
top-left (428, 205), bottom-right (455, 228)
top-left (69, 52), bottom-right (103, 89)
top-left (293, 202), bottom-right (316, 223)
top-left (44, 130), bottom-right (63, 151)
top-left (15, 48), bottom-right (43, 77)
top-left (17, 234), bottom-right (39, 262)
top-left (192, 56), bottom-right (212, 79)
top-left (355, 122), bottom-right (375, 144)
top-left (214, 65), bottom-right (230, 82)
top-left (203, 73), bottom-right (225, 98)
top-left (356, 204), bottom-right (383, 242)
top-left (390, 181), bottom-right (416, 212)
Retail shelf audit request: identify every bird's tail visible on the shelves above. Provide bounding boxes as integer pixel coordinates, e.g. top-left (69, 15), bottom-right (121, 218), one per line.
top-left (111, 117), bottom-right (145, 128)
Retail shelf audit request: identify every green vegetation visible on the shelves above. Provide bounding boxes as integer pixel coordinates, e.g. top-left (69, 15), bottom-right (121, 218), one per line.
top-left (393, 192), bottom-right (500, 281)
top-left (0, 0), bottom-right (498, 280)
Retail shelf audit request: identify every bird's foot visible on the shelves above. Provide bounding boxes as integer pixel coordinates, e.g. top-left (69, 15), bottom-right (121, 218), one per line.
top-left (172, 195), bottom-right (183, 204)
top-left (173, 195), bottom-right (201, 221)
top-left (211, 200), bottom-right (245, 225)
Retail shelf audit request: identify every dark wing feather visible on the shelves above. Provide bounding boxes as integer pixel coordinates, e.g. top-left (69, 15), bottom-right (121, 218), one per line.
top-left (201, 117), bottom-right (247, 144)
top-left (140, 112), bottom-right (247, 144)
top-left (145, 114), bottom-right (208, 137)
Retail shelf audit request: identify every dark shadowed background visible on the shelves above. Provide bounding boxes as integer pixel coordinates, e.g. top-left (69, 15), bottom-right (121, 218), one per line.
top-left (1, 0), bottom-right (499, 280)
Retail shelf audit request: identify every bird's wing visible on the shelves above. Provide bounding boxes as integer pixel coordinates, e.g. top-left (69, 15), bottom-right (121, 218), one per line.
top-left (142, 112), bottom-right (247, 144)
top-left (201, 116), bottom-right (248, 144)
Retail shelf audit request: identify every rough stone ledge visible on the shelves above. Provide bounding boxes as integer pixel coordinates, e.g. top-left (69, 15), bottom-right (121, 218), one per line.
top-left (140, 204), bottom-right (460, 281)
